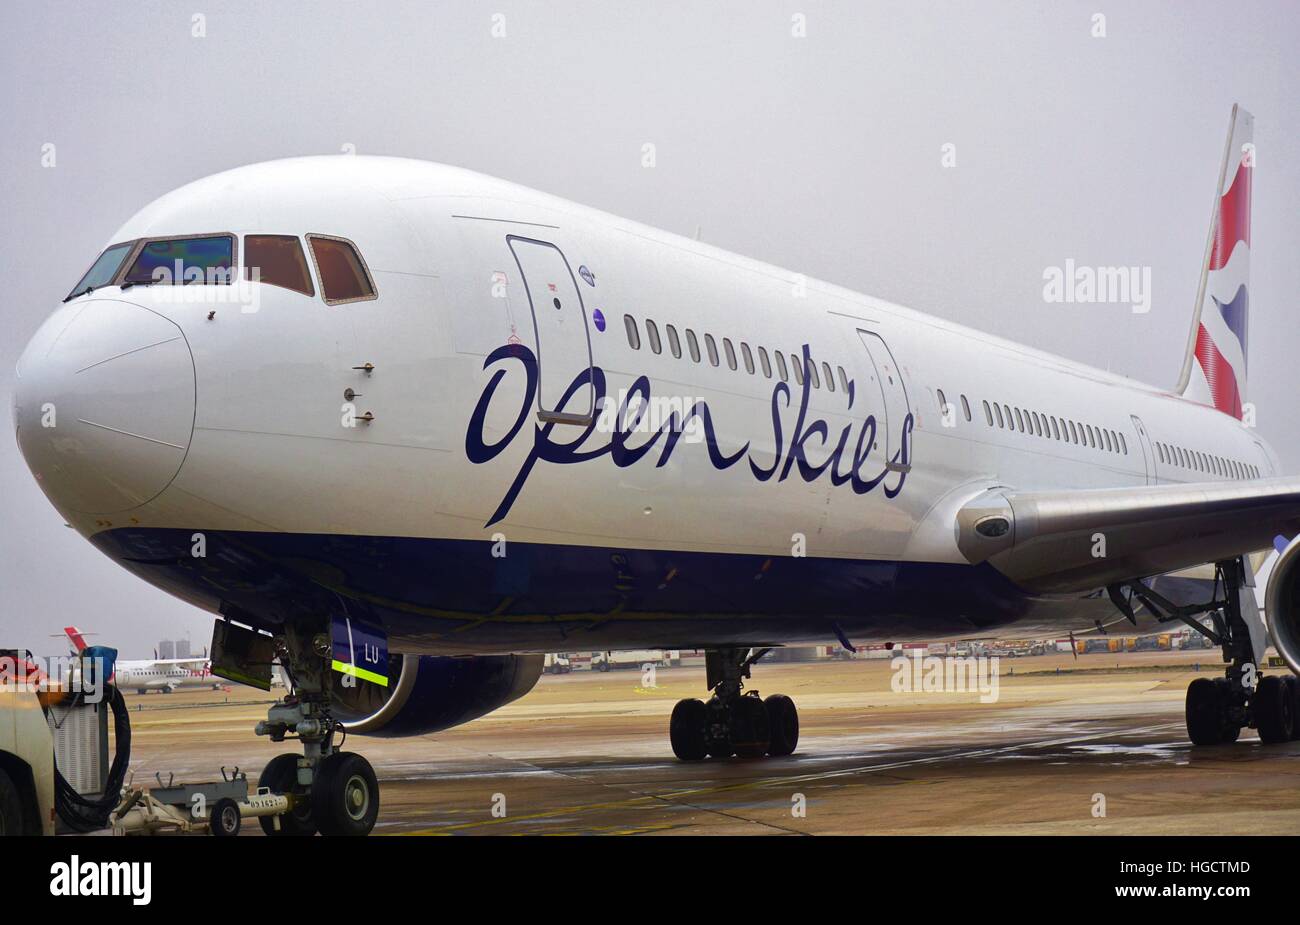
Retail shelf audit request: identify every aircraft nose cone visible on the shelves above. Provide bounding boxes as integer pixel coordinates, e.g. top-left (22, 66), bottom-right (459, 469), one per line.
top-left (14, 299), bottom-right (195, 514)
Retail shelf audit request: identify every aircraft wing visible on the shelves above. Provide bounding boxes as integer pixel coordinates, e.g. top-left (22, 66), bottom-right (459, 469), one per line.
top-left (956, 477), bottom-right (1300, 593)
top-left (155, 658), bottom-right (210, 669)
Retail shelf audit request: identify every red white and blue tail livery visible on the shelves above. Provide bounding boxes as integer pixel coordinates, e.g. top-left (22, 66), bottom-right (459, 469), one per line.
top-left (1179, 105), bottom-right (1253, 419)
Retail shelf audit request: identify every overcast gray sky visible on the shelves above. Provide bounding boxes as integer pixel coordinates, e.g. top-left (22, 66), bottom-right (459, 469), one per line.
top-left (3, 0), bottom-right (1298, 657)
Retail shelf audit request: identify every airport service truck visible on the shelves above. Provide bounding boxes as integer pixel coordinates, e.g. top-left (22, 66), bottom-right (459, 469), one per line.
top-left (591, 650), bottom-right (672, 671)
top-left (0, 650), bottom-right (57, 835)
top-left (543, 653), bottom-right (572, 674)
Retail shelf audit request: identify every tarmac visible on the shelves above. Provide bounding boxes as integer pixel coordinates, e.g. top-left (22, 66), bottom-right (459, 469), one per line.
top-left (118, 650), bottom-right (1300, 835)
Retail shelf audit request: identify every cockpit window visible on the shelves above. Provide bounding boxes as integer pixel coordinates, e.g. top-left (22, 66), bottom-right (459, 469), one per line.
top-left (124, 235), bottom-right (234, 286)
top-left (244, 235), bottom-right (314, 296)
top-left (65, 242), bottom-right (134, 301)
top-left (307, 234), bottom-right (376, 304)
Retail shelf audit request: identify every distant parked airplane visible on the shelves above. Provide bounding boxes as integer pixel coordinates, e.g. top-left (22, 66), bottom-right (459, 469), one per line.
top-left (58, 627), bottom-right (220, 693)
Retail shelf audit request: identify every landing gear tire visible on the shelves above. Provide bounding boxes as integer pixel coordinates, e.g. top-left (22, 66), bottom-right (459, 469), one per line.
top-left (1185, 680), bottom-right (1232, 743)
top-left (764, 694), bottom-right (799, 757)
top-left (1214, 678), bottom-right (1242, 743)
top-left (670, 698), bottom-right (708, 761)
top-left (731, 694), bottom-right (771, 759)
top-left (209, 797), bottom-right (241, 837)
top-left (258, 753), bottom-right (316, 836)
top-left (706, 730), bottom-right (735, 759)
top-left (1255, 675), bottom-right (1295, 744)
top-left (1287, 676), bottom-right (1300, 741)
top-left (312, 752), bottom-right (379, 837)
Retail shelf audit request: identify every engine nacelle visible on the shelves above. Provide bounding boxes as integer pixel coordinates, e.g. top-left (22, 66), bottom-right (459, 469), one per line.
top-left (331, 654), bottom-right (543, 736)
top-left (1262, 535), bottom-right (1300, 676)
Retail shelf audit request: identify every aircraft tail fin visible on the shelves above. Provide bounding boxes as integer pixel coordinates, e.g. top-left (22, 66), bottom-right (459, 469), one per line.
top-left (64, 625), bottom-right (90, 654)
top-left (1176, 105), bottom-right (1253, 419)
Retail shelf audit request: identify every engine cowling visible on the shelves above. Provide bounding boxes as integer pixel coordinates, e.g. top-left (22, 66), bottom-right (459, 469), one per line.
top-left (331, 654), bottom-right (543, 736)
top-left (1262, 536), bottom-right (1300, 676)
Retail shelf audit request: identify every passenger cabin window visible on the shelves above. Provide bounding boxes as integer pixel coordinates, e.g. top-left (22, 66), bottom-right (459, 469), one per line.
top-left (823, 363), bottom-right (836, 392)
top-left (759, 347), bottom-right (773, 378)
top-left (244, 235), bottom-right (314, 296)
top-left (686, 330), bottom-right (701, 363)
top-left (723, 338), bottom-right (738, 370)
top-left (125, 234), bottom-right (234, 286)
top-left (790, 355), bottom-right (804, 385)
top-left (645, 319), bottom-right (663, 354)
top-left (705, 334), bottom-right (720, 367)
top-left (775, 351), bottom-right (789, 382)
top-left (66, 241), bottom-right (135, 300)
top-left (666, 324), bottom-right (682, 358)
top-left (838, 366), bottom-right (849, 392)
top-left (307, 234), bottom-right (376, 304)
top-left (741, 342), bottom-right (755, 374)
top-left (624, 315), bottom-right (641, 349)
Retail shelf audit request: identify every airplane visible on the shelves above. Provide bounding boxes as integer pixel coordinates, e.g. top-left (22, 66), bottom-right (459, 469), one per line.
top-left (12, 104), bottom-right (1300, 836)
top-left (56, 626), bottom-right (220, 693)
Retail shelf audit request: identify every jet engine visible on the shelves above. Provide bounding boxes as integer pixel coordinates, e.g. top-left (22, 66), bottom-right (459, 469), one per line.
top-left (331, 653), bottom-right (543, 736)
top-left (1262, 535), bottom-right (1300, 676)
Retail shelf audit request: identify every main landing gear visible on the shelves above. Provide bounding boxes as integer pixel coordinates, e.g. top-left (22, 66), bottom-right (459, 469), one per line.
top-left (254, 625), bottom-right (380, 836)
top-left (1114, 557), bottom-right (1299, 747)
top-left (669, 647), bottom-right (799, 760)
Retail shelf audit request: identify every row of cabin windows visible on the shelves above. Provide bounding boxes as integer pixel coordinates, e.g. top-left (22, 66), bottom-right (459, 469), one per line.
top-left (624, 315), bottom-right (850, 393)
top-left (1155, 441), bottom-right (1257, 480)
top-left (936, 388), bottom-right (1130, 455)
top-left (936, 389), bottom-right (1262, 480)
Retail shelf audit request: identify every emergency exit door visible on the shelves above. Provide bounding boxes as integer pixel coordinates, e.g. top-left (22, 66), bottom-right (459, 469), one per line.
top-left (857, 330), bottom-right (912, 472)
top-left (1130, 414), bottom-right (1156, 485)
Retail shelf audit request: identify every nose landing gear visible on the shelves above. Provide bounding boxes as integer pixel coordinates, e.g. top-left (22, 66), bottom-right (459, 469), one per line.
top-left (669, 647), bottom-right (799, 761)
top-left (254, 625), bottom-right (380, 836)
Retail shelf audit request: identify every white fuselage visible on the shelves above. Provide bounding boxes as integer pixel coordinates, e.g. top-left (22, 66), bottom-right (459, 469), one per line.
top-left (12, 157), bottom-right (1279, 654)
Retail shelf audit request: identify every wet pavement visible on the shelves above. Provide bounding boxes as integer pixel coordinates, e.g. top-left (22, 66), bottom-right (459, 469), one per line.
top-left (120, 652), bottom-right (1300, 835)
